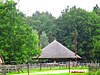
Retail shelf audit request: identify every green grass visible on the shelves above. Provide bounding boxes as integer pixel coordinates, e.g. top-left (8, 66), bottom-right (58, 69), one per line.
top-left (7, 73), bottom-right (86, 75)
top-left (39, 73), bottom-right (84, 75)
top-left (40, 73), bottom-right (85, 75)
top-left (4, 65), bottom-right (100, 75)
top-left (6, 66), bottom-right (88, 75)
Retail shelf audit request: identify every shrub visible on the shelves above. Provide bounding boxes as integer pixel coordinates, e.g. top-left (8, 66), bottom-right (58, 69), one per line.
top-left (85, 71), bottom-right (95, 75)
top-left (95, 70), bottom-right (100, 75)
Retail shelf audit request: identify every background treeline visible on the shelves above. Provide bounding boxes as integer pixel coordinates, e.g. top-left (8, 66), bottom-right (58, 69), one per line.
top-left (0, 0), bottom-right (100, 64)
top-left (25, 5), bottom-right (100, 62)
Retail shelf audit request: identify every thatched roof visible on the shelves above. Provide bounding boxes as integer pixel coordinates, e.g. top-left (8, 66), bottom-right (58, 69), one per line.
top-left (39, 40), bottom-right (81, 59)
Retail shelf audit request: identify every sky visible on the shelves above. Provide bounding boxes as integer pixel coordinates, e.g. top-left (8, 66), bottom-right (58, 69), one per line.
top-left (15, 0), bottom-right (100, 18)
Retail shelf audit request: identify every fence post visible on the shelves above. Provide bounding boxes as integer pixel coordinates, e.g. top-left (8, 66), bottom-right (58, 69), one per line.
top-left (3, 65), bottom-right (6, 75)
top-left (17, 64), bottom-right (20, 73)
top-left (0, 66), bottom-right (2, 75)
top-left (68, 60), bottom-right (70, 73)
top-left (88, 65), bottom-right (90, 71)
top-left (27, 63), bottom-right (29, 75)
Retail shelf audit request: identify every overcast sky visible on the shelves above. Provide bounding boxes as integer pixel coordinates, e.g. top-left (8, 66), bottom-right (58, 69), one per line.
top-left (15, 0), bottom-right (100, 18)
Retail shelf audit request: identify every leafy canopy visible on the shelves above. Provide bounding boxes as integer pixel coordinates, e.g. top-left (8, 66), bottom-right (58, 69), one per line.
top-left (0, 0), bottom-right (41, 64)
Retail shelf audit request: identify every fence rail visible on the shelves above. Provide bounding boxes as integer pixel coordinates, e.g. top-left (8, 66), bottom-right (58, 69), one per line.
top-left (88, 63), bottom-right (100, 71)
top-left (0, 62), bottom-right (100, 74)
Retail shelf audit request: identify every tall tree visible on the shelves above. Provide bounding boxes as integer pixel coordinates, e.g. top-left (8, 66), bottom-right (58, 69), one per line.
top-left (92, 12), bottom-right (100, 62)
top-left (0, 0), bottom-right (40, 64)
top-left (25, 11), bottom-right (56, 43)
top-left (56, 6), bottom-right (100, 61)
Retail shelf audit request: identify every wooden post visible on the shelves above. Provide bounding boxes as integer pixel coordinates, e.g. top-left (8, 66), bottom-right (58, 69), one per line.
top-left (17, 64), bottom-right (20, 73)
top-left (66, 61), bottom-right (67, 69)
top-left (4, 68), bottom-right (6, 75)
top-left (40, 63), bottom-right (42, 71)
top-left (58, 62), bottom-right (60, 69)
top-left (39, 59), bottom-right (42, 71)
top-left (3, 65), bottom-right (6, 75)
top-left (38, 31), bottom-right (42, 71)
top-left (27, 64), bottom-right (29, 75)
top-left (50, 64), bottom-right (52, 70)
top-left (69, 60), bottom-right (70, 73)
top-left (74, 30), bottom-right (77, 66)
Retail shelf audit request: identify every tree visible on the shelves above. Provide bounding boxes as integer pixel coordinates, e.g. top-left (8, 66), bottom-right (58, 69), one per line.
top-left (0, 0), bottom-right (40, 64)
top-left (92, 18), bottom-right (100, 62)
top-left (25, 11), bottom-right (57, 43)
top-left (93, 4), bottom-right (100, 16)
top-left (40, 31), bottom-right (49, 48)
top-left (56, 6), bottom-right (100, 61)
top-left (92, 36), bottom-right (100, 62)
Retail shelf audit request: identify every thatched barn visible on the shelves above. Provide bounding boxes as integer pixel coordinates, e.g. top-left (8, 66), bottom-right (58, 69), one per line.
top-left (38, 40), bottom-right (81, 71)
top-left (39, 40), bottom-right (81, 61)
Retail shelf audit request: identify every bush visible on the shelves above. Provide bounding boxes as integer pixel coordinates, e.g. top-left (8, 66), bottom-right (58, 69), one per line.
top-left (95, 70), bottom-right (100, 75)
top-left (85, 71), bottom-right (95, 75)
top-left (86, 70), bottom-right (100, 75)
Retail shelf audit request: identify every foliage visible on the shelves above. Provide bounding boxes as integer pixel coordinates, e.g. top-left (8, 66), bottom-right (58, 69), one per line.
top-left (85, 72), bottom-right (95, 75)
top-left (56, 6), bottom-right (100, 61)
top-left (0, 0), bottom-right (40, 64)
top-left (93, 4), bottom-right (100, 16)
top-left (0, 0), bottom-right (100, 64)
top-left (85, 70), bottom-right (100, 75)
top-left (25, 11), bottom-right (57, 42)
top-left (40, 31), bottom-right (49, 48)
top-left (95, 70), bottom-right (100, 75)
top-left (92, 4), bottom-right (100, 62)
top-left (24, 5), bottom-right (100, 62)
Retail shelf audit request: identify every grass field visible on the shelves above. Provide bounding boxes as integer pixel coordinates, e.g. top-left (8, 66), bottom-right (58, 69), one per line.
top-left (2, 64), bottom-right (100, 75)
top-left (6, 66), bottom-right (88, 75)
top-left (7, 73), bottom-right (86, 75)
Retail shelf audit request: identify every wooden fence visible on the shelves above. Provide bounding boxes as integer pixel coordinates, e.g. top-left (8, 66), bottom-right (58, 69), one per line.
top-left (0, 64), bottom-right (27, 75)
top-left (0, 62), bottom-right (99, 74)
top-left (0, 62), bottom-right (86, 70)
top-left (88, 63), bottom-right (100, 71)
top-left (0, 62), bottom-right (88, 73)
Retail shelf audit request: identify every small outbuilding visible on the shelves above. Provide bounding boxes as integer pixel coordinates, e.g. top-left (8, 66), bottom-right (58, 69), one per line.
top-left (39, 40), bottom-right (81, 60)
top-left (38, 40), bottom-right (81, 72)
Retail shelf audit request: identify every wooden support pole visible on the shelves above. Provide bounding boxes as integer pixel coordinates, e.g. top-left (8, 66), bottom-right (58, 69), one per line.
top-left (39, 59), bottom-right (42, 71)
top-left (74, 30), bottom-right (77, 56)
top-left (69, 60), bottom-right (70, 73)
top-left (27, 64), bottom-right (29, 75)
top-left (3, 65), bottom-right (6, 75)
top-left (74, 30), bottom-right (77, 66)
top-left (17, 64), bottom-right (20, 73)
top-left (40, 63), bottom-right (42, 71)
top-left (50, 64), bottom-right (52, 70)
